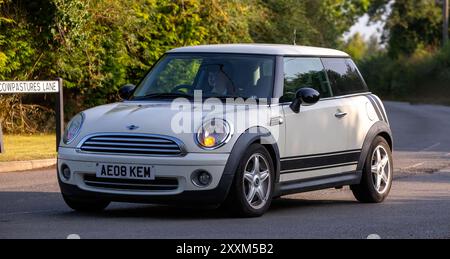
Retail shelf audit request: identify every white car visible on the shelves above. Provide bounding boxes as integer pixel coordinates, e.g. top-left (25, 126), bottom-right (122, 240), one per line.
top-left (58, 44), bottom-right (393, 217)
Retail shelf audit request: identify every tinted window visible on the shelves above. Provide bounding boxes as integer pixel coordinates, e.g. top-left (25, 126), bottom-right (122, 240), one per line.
top-left (321, 58), bottom-right (367, 96)
top-left (281, 57), bottom-right (332, 102)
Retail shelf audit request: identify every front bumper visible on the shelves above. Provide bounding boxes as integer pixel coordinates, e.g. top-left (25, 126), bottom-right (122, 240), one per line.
top-left (58, 147), bottom-right (233, 205)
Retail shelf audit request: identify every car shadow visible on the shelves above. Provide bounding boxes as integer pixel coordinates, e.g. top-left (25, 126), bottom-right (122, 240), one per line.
top-left (269, 197), bottom-right (358, 212)
top-left (60, 197), bottom-right (360, 220)
top-left (0, 190), bottom-right (360, 220)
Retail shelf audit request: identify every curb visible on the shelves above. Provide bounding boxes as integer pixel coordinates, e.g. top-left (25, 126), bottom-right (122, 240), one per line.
top-left (0, 158), bottom-right (56, 173)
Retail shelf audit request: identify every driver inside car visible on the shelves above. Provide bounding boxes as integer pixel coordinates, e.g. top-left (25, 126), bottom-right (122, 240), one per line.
top-left (206, 65), bottom-right (234, 96)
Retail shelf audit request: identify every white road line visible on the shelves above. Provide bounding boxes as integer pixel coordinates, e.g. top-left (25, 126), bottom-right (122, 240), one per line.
top-left (421, 143), bottom-right (441, 152)
top-left (404, 162), bottom-right (425, 170)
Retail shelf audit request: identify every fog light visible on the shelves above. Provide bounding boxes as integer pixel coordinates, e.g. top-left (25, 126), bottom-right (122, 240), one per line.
top-left (192, 170), bottom-right (212, 187)
top-left (198, 172), bottom-right (212, 185)
top-left (61, 164), bottom-right (71, 180)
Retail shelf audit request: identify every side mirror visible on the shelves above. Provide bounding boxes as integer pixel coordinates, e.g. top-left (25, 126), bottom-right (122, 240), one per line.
top-left (290, 88), bottom-right (320, 113)
top-left (119, 84), bottom-right (136, 100)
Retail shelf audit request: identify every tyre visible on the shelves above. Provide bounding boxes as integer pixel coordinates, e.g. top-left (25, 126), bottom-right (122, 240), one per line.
top-left (62, 194), bottom-right (110, 212)
top-left (224, 144), bottom-right (275, 217)
top-left (351, 136), bottom-right (393, 203)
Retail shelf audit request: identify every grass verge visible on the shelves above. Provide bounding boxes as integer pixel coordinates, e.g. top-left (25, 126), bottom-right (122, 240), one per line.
top-left (0, 134), bottom-right (57, 162)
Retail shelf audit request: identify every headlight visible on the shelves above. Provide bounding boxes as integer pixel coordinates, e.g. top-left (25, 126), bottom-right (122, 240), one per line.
top-left (63, 113), bottom-right (84, 144)
top-left (196, 119), bottom-right (231, 149)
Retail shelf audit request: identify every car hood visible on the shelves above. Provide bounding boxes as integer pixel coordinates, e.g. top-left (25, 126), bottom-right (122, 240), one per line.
top-left (68, 101), bottom-right (276, 153)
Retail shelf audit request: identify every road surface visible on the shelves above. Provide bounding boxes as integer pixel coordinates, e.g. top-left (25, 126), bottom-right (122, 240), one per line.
top-left (0, 101), bottom-right (449, 239)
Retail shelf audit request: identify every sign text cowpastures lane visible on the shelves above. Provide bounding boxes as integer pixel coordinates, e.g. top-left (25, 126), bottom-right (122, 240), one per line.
top-left (0, 80), bottom-right (59, 93)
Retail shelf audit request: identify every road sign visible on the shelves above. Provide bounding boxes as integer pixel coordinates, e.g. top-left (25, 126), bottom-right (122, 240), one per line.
top-left (0, 79), bottom-right (64, 152)
top-left (0, 80), bottom-right (59, 94)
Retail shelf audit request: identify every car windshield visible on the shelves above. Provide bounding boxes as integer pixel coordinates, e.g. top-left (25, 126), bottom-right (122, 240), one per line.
top-left (132, 53), bottom-right (275, 100)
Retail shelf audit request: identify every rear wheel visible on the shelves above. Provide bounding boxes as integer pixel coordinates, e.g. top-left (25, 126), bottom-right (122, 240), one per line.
top-left (224, 144), bottom-right (275, 217)
top-left (351, 136), bottom-right (393, 203)
top-left (62, 195), bottom-right (110, 212)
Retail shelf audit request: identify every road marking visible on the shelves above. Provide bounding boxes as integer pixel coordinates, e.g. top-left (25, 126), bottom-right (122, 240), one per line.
top-left (0, 209), bottom-right (59, 217)
top-left (404, 162), bottom-right (425, 170)
top-left (421, 143), bottom-right (441, 152)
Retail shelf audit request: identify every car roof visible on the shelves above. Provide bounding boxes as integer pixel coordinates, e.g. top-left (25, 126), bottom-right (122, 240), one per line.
top-left (167, 44), bottom-right (350, 57)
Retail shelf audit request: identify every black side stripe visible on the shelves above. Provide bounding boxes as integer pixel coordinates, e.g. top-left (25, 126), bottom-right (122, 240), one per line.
top-left (371, 94), bottom-right (389, 124)
top-left (281, 149), bottom-right (361, 161)
top-left (281, 162), bottom-right (358, 174)
top-left (280, 150), bottom-right (361, 173)
top-left (366, 95), bottom-right (383, 122)
top-left (367, 95), bottom-right (388, 123)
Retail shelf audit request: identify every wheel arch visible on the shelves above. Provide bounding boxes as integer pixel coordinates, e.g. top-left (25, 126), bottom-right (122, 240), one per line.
top-left (223, 126), bottom-right (281, 185)
top-left (378, 131), bottom-right (393, 151)
top-left (357, 121), bottom-right (393, 173)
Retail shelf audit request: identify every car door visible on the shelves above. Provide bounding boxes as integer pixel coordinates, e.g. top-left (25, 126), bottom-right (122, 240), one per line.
top-left (280, 57), bottom-right (358, 183)
top-left (321, 58), bottom-right (373, 152)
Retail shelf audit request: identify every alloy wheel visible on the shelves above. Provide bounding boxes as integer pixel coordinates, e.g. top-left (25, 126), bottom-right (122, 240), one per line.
top-left (242, 154), bottom-right (271, 210)
top-left (371, 145), bottom-right (391, 194)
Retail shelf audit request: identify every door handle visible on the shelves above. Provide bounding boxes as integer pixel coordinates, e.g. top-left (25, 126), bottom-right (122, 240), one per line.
top-left (335, 112), bottom-right (348, 118)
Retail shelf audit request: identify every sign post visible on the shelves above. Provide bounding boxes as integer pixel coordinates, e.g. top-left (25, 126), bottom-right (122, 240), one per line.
top-left (55, 78), bottom-right (64, 150)
top-left (0, 120), bottom-right (4, 154)
top-left (0, 79), bottom-right (64, 151)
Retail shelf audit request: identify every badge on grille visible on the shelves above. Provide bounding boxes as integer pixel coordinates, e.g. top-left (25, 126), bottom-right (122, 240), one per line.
top-left (126, 124), bottom-right (139, 130)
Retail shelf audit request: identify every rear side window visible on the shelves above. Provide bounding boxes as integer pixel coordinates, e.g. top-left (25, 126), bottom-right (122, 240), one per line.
top-left (321, 58), bottom-right (368, 96)
top-left (281, 57), bottom-right (332, 102)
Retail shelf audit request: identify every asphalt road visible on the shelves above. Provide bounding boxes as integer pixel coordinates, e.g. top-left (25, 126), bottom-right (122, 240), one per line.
top-left (1, 101), bottom-right (449, 239)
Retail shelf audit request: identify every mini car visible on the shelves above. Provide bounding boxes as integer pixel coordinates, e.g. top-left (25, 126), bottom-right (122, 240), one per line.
top-left (58, 44), bottom-right (393, 217)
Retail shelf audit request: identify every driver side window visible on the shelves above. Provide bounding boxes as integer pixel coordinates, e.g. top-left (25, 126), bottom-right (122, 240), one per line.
top-left (155, 58), bottom-right (202, 93)
top-left (281, 57), bottom-right (332, 103)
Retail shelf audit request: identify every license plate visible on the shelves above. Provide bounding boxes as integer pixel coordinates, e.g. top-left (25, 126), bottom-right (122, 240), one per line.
top-left (96, 163), bottom-right (155, 180)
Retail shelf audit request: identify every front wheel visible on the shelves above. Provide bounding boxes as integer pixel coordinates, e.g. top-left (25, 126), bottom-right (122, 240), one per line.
top-left (351, 136), bottom-right (393, 203)
top-left (224, 144), bottom-right (275, 217)
top-left (62, 194), bottom-right (110, 212)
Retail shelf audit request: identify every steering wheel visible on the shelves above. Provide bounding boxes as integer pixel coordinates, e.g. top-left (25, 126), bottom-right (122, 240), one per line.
top-left (171, 84), bottom-right (192, 94)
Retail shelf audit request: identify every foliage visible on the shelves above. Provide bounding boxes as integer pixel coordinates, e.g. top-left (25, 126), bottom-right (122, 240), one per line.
top-left (343, 33), bottom-right (368, 61)
top-left (358, 43), bottom-right (450, 104)
top-left (0, 0), bottom-right (366, 106)
top-left (343, 33), bottom-right (383, 62)
top-left (0, 95), bottom-right (55, 134)
top-left (368, 0), bottom-right (443, 58)
top-left (249, 0), bottom-right (371, 47)
top-left (202, 0), bottom-right (253, 44)
top-left (0, 0), bottom-right (43, 80)
top-left (306, 0), bottom-right (371, 46)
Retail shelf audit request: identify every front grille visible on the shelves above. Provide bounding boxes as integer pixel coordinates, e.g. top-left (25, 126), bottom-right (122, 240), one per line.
top-left (84, 174), bottom-right (178, 191)
top-left (79, 134), bottom-right (183, 156)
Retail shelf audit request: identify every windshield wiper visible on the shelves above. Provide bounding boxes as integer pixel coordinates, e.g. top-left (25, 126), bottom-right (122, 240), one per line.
top-left (203, 95), bottom-right (240, 99)
top-left (133, 92), bottom-right (193, 100)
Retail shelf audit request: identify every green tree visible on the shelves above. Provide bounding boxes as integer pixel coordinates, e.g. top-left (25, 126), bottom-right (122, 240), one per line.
top-left (343, 33), bottom-right (368, 61)
top-left (249, 0), bottom-right (315, 45)
top-left (305, 0), bottom-right (371, 46)
top-left (248, 0), bottom-right (371, 47)
top-left (201, 0), bottom-right (253, 44)
top-left (368, 0), bottom-right (442, 58)
top-left (0, 0), bottom-right (47, 80)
